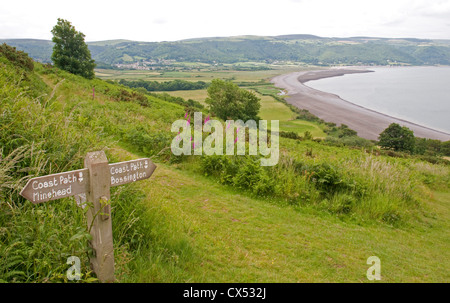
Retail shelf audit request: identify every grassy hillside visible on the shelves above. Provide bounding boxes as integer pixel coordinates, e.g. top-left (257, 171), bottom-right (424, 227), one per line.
top-left (3, 35), bottom-right (450, 66)
top-left (1, 47), bottom-right (449, 282)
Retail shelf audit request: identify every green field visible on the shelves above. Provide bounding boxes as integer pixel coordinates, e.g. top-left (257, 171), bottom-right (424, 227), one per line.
top-left (257, 91), bottom-right (326, 138)
top-left (95, 64), bottom-right (307, 82)
top-left (95, 69), bottom-right (162, 80)
top-left (154, 89), bottom-right (209, 106)
top-left (280, 120), bottom-right (326, 138)
top-left (96, 62), bottom-right (329, 139)
top-left (258, 92), bottom-right (295, 121)
top-left (153, 87), bottom-right (327, 138)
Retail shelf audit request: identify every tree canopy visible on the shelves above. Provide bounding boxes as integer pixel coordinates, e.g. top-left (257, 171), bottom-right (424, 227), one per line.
top-left (205, 79), bottom-right (260, 121)
top-left (51, 18), bottom-right (96, 79)
top-left (378, 123), bottom-right (415, 153)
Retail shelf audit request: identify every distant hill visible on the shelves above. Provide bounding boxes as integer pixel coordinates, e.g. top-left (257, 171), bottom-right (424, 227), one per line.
top-left (2, 34), bottom-right (450, 66)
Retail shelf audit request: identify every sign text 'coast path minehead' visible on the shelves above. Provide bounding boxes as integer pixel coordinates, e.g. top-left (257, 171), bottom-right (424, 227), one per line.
top-left (19, 151), bottom-right (157, 282)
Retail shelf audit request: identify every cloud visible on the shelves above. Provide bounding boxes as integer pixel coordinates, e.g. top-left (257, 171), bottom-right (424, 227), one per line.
top-left (1, 0), bottom-right (450, 41)
top-left (407, 0), bottom-right (450, 18)
top-left (153, 18), bottom-right (168, 25)
top-left (382, 18), bottom-right (406, 27)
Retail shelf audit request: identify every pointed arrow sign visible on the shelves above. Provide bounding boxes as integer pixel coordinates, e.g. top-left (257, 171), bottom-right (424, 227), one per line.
top-left (109, 158), bottom-right (156, 187)
top-left (20, 168), bottom-right (90, 204)
top-left (20, 158), bottom-right (156, 204)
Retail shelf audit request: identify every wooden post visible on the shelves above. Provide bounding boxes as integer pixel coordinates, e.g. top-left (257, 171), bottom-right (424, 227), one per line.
top-left (20, 151), bottom-right (156, 283)
top-left (84, 151), bottom-right (114, 282)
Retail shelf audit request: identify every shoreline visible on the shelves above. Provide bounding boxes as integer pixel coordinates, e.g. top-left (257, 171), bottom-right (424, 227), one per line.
top-left (271, 68), bottom-right (450, 141)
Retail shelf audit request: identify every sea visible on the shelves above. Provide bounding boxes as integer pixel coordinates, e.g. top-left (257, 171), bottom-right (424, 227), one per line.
top-left (305, 66), bottom-right (450, 134)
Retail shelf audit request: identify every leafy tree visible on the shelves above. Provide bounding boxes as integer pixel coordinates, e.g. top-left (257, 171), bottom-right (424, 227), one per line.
top-left (415, 137), bottom-right (450, 156)
top-left (51, 18), bottom-right (96, 79)
top-left (378, 123), bottom-right (415, 153)
top-left (337, 124), bottom-right (357, 138)
top-left (205, 79), bottom-right (260, 121)
top-left (442, 141), bottom-right (450, 156)
top-left (119, 79), bottom-right (208, 91)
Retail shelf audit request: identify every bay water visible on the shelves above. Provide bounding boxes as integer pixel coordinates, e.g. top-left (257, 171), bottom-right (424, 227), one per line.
top-left (305, 66), bottom-right (450, 134)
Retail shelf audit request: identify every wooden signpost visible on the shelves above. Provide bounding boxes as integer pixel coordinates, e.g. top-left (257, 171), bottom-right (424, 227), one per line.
top-left (20, 151), bottom-right (157, 282)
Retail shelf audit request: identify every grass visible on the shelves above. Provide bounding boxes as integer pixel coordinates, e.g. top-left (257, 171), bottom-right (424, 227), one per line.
top-left (280, 120), bottom-right (326, 138)
top-left (254, 88), bottom-right (326, 138)
top-left (1, 49), bottom-right (449, 283)
top-left (0, 56), bottom-right (184, 282)
top-left (256, 89), bottom-right (326, 137)
top-left (258, 92), bottom-right (296, 121)
top-left (110, 148), bottom-right (450, 282)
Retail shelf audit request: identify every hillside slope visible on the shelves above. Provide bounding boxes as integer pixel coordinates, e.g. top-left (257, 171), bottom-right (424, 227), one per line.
top-left (1, 48), bottom-right (449, 282)
top-left (3, 35), bottom-right (450, 66)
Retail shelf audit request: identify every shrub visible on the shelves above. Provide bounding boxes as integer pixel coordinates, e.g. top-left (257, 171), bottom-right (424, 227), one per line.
top-left (201, 154), bottom-right (239, 184)
top-left (0, 43), bottom-right (34, 71)
top-left (280, 131), bottom-right (302, 140)
top-left (111, 89), bottom-right (149, 105)
top-left (149, 92), bottom-right (204, 110)
top-left (295, 109), bottom-right (322, 122)
top-left (310, 163), bottom-right (344, 194)
top-left (123, 127), bottom-right (172, 157)
top-left (200, 155), bottom-right (275, 196)
top-left (303, 131), bottom-right (313, 141)
top-left (232, 156), bottom-right (275, 196)
top-left (324, 136), bottom-right (374, 148)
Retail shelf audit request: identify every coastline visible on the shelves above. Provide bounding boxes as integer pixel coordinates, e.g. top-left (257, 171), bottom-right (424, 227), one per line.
top-left (271, 68), bottom-right (450, 141)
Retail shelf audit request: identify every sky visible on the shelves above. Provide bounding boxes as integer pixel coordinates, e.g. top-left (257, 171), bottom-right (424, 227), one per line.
top-left (1, 0), bottom-right (450, 42)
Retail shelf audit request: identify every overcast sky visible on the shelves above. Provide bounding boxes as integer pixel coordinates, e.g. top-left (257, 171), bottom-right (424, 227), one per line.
top-left (1, 0), bottom-right (450, 42)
